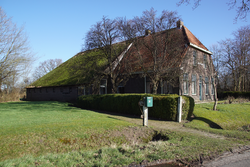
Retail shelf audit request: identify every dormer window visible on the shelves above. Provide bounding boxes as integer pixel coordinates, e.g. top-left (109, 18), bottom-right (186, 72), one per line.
top-left (193, 51), bottom-right (197, 66)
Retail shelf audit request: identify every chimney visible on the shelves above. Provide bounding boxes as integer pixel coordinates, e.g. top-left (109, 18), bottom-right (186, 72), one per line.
top-left (176, 20), bottom-right (184, 29)
top-left (145, 29), bottom-right (151, 36)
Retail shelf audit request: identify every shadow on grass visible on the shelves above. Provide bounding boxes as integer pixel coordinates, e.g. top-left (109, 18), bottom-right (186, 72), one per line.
top-left (191, 117), bottom-right (223, 129)
top-left (90, 109), bottom-right (175, 123)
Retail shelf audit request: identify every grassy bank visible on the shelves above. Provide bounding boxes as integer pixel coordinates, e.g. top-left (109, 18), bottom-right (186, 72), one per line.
top-left (1, 130), bottom-right (236, 167)
top-left (0, 101), bottom-right (249, 166)
top-left (185, 102), bottom-right (250, 140)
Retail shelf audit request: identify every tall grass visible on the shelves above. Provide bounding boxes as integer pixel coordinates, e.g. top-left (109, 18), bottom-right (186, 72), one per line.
top-left (0, 88), bottom-right (25, 103)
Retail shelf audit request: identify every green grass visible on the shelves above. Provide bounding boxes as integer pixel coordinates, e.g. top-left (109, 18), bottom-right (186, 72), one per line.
top-left (0, 130), bottom-right (237, 167)
top-left (185, 102), bottom-right (250, 140)
top-left (0, 101), bottom-right (134, 161)
top-left (0, 101), bottom-right (249, 166)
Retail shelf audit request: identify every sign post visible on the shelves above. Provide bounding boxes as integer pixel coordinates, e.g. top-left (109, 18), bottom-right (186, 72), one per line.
top-left (142, 97), bottom-right (153, 126)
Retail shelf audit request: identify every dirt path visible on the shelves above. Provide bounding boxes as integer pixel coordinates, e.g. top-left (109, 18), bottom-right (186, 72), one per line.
top-left (100, 111), bottom-right (225, 140)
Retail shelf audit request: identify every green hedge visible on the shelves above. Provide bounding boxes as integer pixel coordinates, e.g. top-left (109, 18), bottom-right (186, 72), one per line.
top-left (77, 94), bottom-right (194, 121)
top-left (222, 91), bottom-right (250, 99)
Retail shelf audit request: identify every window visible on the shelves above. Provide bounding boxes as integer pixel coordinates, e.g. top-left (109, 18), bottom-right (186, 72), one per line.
top-left (183, 73), bottom-right (188, 95)
top-left (100, 79), bottom-right (107, 94)
top-left (211, 77), bottom-right (214, 95)
top-left (203, 54), bottom-right (207, 68)
top-left (78, 86), bottom-right (85, 96)
top-left (205, 77), bottom-right (209, 95)
top-left (193, 51), bottom-right (197, 66)
top-left (117, 82), bottom-right (124, 94)
top-left (192, 74), bottom-right (196, 95)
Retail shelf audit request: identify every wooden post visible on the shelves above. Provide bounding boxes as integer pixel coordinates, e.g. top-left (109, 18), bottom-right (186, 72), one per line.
top-left (177, 96), bottom-right (182, 122)
top-left (143, 106), bottom-right (148, 126)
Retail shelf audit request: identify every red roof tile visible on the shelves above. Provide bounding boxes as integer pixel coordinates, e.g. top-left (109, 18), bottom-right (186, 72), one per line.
top-left (183, 26), bottom-right (209, 51)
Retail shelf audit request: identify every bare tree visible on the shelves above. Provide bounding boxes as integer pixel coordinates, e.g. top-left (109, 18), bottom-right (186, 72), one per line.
top-left (177, 0), bottom-right (250, 21)
top-left (210, 44), bottom-right (223, 91)
top-left (126, 8), bottom-right (183, 94)
top-left (83, 16), bottom-right (131, 94)
top-left (218, 25), bottom-right (250, 92)
top-left (232, 25), bottom-right (250, 91)
top-left (33, 58), bottom-right (63, 80)
top-left (0, 7), bottom-right (34, 92)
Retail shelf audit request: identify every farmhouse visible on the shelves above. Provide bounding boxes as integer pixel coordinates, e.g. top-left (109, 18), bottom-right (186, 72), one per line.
top-left (26, 21), bottom-right (215, 102)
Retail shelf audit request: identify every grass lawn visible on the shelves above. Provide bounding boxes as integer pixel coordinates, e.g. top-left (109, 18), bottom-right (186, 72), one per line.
top-left (0, 101), bottom-right (249, 166)
top-left (0, 101), bottom-right (134, 161)
top-left (185, 102), bottom-right (250, 140)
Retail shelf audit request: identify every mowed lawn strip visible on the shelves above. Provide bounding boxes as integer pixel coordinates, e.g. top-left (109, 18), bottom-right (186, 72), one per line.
top-left (0, 101), bottom-right (134, 161)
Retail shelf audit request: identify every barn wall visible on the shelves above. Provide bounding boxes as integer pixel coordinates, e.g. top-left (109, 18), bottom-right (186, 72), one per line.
top-left (26, 86), bottom-right (78, 102)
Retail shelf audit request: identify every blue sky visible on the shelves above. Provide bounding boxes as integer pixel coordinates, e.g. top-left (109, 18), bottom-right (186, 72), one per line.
top-left (1, 0), bottom-right (249, 71)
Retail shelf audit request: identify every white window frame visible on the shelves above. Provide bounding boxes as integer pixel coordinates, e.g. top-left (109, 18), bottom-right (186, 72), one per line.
top-left (183, 73), bottom-right (188, 95)
top-left (211, 77), bottom-right (214, 95)
top-left (205, 77), bottom-right (209, 95)
top-left (192, 74), bottom-right (197, 95)
top-left (100, 79), bottom-right (107, 94)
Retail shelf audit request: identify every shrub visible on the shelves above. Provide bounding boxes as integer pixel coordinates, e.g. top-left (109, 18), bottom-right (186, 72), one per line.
top-left (222, 91), bottom-right (250, 99)
top-left (77, 94), bottom-right (194, 121)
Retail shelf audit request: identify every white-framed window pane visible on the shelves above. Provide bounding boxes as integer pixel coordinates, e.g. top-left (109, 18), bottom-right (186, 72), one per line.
top-left (192, 81), bottom-right (195, 94)
top-left (211, 78), bottom-right (214, 94)
top-left (183, 73), bottom-right (188, 95)
top-left (205, 77), bottom-right (209, 95)
top-left (184, 81), bottom-right (188, 94)
top-left (192, 74), bottom-right (196, 94)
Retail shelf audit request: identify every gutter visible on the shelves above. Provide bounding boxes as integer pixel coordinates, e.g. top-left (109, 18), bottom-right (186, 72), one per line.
top-left (189, 43), bottom-right (213, 55)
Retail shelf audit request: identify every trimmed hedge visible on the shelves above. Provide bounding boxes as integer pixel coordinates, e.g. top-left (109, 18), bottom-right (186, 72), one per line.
top-left (77, 94), bottom-right (194, 121)
top-left (222, 91), bottom-right (250, 99)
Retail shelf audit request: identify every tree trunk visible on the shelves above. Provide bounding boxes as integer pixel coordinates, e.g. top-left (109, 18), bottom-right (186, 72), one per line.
top-left (152, 81), bottom-right (159, 94)
top-left (213, 82), bottom-right (217, 111)
top-left (111, 77), bottom-right (117, 94)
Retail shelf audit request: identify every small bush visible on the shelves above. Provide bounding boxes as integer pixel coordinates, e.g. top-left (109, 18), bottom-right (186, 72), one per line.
top-left (77, 94), bottom-right (194, 121)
